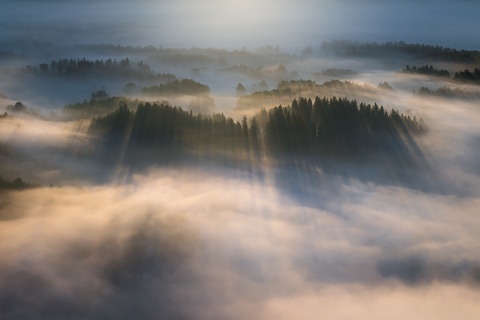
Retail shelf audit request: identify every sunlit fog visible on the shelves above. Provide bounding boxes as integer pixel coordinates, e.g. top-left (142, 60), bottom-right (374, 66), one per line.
top-left (1, 0), bottom-right (480, 319)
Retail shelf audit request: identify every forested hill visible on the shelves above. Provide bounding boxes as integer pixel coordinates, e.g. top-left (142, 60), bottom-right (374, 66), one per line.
top-left (19, 57), bottom-right (176, 82)
top-left (264, 97), bottom-right (425, 155)
top-left (88, 97), bottom-right (426, 165)
top-left (320, 40), bottom-right (480, 63)
top-left (400, 65), bottom-right (480, 84)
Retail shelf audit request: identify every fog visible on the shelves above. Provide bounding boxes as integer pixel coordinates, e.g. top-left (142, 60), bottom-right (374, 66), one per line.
top-left (1, 87), bottom-right (480, 318)
top-left (2, 0), bottom-right (480, 319)
top-left (1, 169), bottom-right (480, 319)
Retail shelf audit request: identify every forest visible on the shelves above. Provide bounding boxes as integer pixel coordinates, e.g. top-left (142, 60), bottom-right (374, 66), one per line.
top-left (141, 79), bottom-right (210, 96)
top-left (236, 79), bottom-right (381, 112)
top-left (416, 86), bottom-right (480, 99)
top-left (87, 96), bottom-right (424, 169)
top-left (400, 64), bottom-right (480, 85)
top-left (454, 67), bottom-right (480, 83)
top-left (320, 40), bottom-right (480, 62)
top-left (400, 64), bottom-right (450, 77)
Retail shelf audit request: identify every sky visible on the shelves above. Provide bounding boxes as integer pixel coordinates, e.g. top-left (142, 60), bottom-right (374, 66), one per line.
top-left (1, 0), bottom-right (480, 51)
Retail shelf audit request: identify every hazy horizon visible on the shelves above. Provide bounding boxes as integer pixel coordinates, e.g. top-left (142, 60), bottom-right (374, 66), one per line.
top-left (2, 0), bottom-right (480, 51)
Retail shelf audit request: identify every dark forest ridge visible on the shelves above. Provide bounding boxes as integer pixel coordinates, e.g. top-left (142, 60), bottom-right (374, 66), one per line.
top-left (3, 39), bottom-right (480, 60)
top-left (400, 65), bottom-right (480, 84)
top-left (88, 96), bottom-right (425, 168)
top-left (320, 40), bottom-right (480, 63)
top-left (16, 57), bottom-right (176, 83)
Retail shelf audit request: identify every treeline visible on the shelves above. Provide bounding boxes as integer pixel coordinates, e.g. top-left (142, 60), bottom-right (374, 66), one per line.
top-left (454, 68), bottom-right (480, 83)
top-left (89, 97), bottom-right (425, 162)
top-left (20, 58), bottom-right (176, 82)
top-left (416, 86), bottom-right (480, 100)
top-left (236, 79), bottom-right (380, 111)
top-left (24, 58), bottom-right (133, 76)
top-left (320, 40), bottom-right (480, 62)
top-left (151, 53), bottom-right (226, 67)
top-left (0, 50), bottom-right (15, 58)
top-left (41, 43), bottom-right (292, 59)
top-left (0, 176), bottom-right (39, 190)
top-left (142, 79), bottom-right (210, 96)
top-left (5, 101), bottom-right (45, 119)
top-left (401, 65), bottom-right (480, 84)
top-left (62, 96), bottom-right (151, 120)
top-left (221, 64), bottom-right (289, 79)
top-left (276, 79), bottom-right (378, 94)
top-left (315, 68), bottom-right (358, 77)
top-left (89, 103), bottom-right (255, 161)
top-left (401, 65), bottom-right (450, 77)
top-left (264, 97), bottom-right (424, 155)
top-left (321, 79), bottom-right (378, 92)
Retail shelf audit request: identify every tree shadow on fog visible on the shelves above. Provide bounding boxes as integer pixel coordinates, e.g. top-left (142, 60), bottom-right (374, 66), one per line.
top-left (251, 97), bottom-right (449, 206)
top-left (0, 212), bottom-right (196, 320)
top-left (376, 255), bottom-right (480, 287)
top-left (269, 148), bottom-right (441, 213)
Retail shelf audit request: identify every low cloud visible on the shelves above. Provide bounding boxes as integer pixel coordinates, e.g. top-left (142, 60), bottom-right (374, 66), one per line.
top-left (0, 167), bottom-right (479, 319)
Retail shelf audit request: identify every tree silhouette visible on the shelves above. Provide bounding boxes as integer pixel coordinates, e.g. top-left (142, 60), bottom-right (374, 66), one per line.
top-left (88, 97), bottom-right (426, 164)
top-left (236, 83), bottom-right (247, 96)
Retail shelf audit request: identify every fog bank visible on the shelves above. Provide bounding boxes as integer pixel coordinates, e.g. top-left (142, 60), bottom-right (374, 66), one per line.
top-left (1, 169), bottom-right (479, 319)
